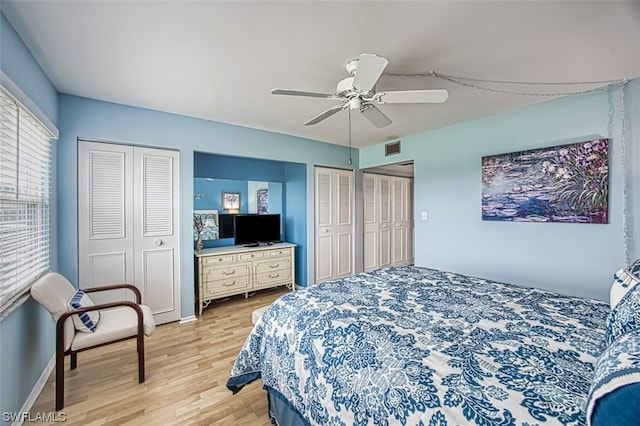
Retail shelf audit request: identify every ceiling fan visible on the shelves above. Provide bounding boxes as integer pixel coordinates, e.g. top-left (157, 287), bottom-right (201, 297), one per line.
top-left (271, 53), bottom-right (448, 128)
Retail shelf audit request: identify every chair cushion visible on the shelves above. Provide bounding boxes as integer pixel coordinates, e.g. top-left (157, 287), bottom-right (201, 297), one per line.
top-left (68, 289), bottom-right (100, 333)
top-left (31, 272), bottom-right (79, 350)
top-left (71, 304), bottom-right (156, 351)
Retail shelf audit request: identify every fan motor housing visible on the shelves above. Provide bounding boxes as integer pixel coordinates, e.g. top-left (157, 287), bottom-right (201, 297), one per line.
top-left (336, 76), bottom-right (357, 97)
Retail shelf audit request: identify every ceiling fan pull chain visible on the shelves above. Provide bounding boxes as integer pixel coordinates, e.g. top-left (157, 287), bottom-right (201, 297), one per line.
top-left (348, 107), bottom-right (352, 165)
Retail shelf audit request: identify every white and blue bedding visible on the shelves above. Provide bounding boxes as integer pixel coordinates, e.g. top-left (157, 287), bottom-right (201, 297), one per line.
top-left (227, 266), bottom-right (610, 425)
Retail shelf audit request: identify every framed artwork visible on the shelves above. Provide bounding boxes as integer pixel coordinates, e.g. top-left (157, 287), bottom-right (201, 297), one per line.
top-left (194, 210), bottom-right (219, 241)
top-left (257, 188), bottom-right (269, 214)
top-left (222, 192), bottom-right (240, 210)
top-left (481, 138), bottom-right (609, 223)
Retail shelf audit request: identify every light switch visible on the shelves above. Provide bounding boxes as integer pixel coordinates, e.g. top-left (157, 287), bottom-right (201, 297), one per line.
top-left (421, 211), bottom-right (427, 220)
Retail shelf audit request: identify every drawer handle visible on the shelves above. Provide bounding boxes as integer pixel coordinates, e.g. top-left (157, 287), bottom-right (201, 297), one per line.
top-left (269, 263), bottom-right (280, 268)
top-left (268, 273), bottom-right (280, 278)
top-left (222, 270), bottom-right (236, 275)
top-left (223, 280), bottom-right (236, 287)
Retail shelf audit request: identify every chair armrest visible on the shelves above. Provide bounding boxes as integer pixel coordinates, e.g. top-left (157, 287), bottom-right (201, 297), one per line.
top-left (83, 284), bottom-right (142, 303)
top-left (61, 301), bottom-right (143, 320)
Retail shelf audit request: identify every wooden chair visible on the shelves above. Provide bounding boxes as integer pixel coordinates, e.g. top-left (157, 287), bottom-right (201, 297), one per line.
top-left (30, 272), bottom-right (156, 410)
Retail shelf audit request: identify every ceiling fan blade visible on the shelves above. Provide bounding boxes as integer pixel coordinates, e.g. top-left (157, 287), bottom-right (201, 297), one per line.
top-left (352, 54), bottom-right (389, 93)
top-left (377, 89), bottom-right (449, 104)
top-left (360, 104), bottom-right (392, 128)
top-left (304, 104), bottom-right (345, 125)
top-left (271, 88), bottom-right (334, 99)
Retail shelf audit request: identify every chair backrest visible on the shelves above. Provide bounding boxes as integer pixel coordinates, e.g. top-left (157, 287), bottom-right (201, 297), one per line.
top-left (31, 272), bottom-right (78, 349)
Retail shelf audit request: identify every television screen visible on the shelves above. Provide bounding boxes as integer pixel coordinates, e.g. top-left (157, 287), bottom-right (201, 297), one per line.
top-left (234, 214), bottom-right (281, 246)
top-left (218, 214), bottom-right (236, 239)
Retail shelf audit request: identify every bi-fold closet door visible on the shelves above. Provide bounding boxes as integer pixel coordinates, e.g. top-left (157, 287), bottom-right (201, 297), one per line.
top-left (363, 173), bottom-right (414, 272)
top-left (314, 166), bottom-right (354, 283)
top-left (78, 140), bottom-right (181, 324)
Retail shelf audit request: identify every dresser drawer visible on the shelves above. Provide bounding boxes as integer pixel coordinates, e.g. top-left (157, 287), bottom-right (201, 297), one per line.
top-left (255, 258), bottom-right (291, 274)
top-left (205, 274), bottom-right (251, 296)
top-left (239, 251), bottom-right (265, 261)
top-left (205, 263), bottom-right (250, 281)
top-left (203, 254), bottom-right (236, 265)
top-left (255, 267), bottom-right (292, 287)
top-left (267, 247), bottom-right (291, 257)
top-left (255, 257), bottom-right (291, 288)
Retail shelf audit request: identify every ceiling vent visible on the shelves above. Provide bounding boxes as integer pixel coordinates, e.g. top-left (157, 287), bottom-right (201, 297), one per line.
top-left (385, 141), bottom-right (401, 156)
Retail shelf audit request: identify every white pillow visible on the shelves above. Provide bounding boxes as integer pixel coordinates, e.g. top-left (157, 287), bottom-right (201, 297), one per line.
top-left (67, 289), bottom-right (100, 333)
top-left (610, 259), bottom-right (640, 309)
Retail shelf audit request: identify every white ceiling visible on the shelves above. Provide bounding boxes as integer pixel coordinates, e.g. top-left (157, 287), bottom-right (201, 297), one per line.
top-left (3, 1), bottom-right (639, 148)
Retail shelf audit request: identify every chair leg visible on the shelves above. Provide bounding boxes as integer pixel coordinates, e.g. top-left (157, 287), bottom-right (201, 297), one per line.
top-left (55, 349), bottom-right (65, 411)
top-left (137, 333), bottom-right (145, 383)
top-left (70, 352), bottom-right (77, 370)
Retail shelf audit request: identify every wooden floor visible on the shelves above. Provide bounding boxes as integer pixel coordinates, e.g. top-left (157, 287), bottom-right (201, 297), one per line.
top-left (29, 286), bottom-right (290, 425)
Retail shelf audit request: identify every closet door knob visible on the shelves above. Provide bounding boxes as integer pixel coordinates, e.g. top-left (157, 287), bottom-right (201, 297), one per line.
top-left (154, 239), bottom-right (163, 246)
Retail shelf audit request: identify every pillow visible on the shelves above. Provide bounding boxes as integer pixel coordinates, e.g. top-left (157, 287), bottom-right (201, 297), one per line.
top-left (586, 328), bottom-right (640, 426)
top-left (610, 259), bottom-right (640, 309)
top-left (605, 283), bottom-right (640, 346)
top-left (67, 289), bottom-right (100, 333)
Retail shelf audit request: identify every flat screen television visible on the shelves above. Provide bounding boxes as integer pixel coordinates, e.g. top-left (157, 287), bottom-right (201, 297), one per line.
top-left (234, 214), bottom-right (281, 246)
top-left (218, 214), bottom-right (236, 239)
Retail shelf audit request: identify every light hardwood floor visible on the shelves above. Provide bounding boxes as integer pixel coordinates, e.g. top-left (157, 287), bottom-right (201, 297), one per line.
top-left (29, 286), bottom-right (290, 425)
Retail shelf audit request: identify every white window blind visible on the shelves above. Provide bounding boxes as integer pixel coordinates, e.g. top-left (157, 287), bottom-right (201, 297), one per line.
top-left (0, 86), bottom-right (54, 312)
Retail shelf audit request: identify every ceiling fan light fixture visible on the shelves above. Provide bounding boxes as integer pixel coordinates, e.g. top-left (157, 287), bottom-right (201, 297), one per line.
top-left (270, 53), bottom-right (448, 127)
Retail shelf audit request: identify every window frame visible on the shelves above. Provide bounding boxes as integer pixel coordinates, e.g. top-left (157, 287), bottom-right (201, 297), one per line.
top-left (0, 83), bottom-right (57, 318)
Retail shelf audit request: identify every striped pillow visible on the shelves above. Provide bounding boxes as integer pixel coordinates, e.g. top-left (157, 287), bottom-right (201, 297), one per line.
top-left (67, 289), bottom-right (100, 333)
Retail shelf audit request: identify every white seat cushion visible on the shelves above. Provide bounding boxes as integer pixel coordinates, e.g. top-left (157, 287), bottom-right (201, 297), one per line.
top-left (71, 305), bottom-right (155, 351)
top-left (252, 305), bottom-right (269, 325)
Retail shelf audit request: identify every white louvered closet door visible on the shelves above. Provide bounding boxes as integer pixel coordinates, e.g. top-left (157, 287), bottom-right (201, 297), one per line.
top-left (314, 167), bottom-right (353, 283)
top-left (362, 173), bottom-right (414, 271)
top-left (78, 141), bottom-right (181, 324)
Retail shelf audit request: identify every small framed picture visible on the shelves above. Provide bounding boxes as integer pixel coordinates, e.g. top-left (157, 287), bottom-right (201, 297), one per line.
top-left (194, 210), bottom-right (219, 241)
top-left (222, 192), bottom-right (240, 210)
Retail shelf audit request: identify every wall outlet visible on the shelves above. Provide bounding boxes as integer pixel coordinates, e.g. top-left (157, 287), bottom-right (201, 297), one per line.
top-left (421, 211), bottom-right (427, 221)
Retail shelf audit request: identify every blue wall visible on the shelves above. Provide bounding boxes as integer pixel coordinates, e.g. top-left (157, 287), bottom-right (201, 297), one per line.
top-left (361, 80), bottom-right (640, 301)
top-left (54, 94), bottom-right (353, 317)
top-left (1, 8), bottom-right (354, 415)
top-left (0, 11), bottom-right (59, 421)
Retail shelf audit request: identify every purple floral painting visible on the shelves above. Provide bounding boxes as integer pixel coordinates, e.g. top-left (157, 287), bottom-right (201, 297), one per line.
top-left (482, 139), bottom-right (609, 223)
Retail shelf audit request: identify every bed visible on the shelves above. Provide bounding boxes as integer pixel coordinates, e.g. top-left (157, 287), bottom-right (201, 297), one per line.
top-left (227, 265), bottom-right (640, 426)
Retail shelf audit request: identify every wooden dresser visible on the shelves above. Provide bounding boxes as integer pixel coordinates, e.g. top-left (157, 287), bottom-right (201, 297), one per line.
top-left (194, 242), bottom-right (296, 314)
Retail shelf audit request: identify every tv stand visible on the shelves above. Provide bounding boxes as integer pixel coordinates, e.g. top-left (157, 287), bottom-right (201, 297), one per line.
top-left (194, 242), bottom-right (296, 315)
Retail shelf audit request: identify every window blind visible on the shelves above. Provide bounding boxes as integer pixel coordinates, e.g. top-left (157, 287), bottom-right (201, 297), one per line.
top-left (0, 86), bottom-right (54, 312)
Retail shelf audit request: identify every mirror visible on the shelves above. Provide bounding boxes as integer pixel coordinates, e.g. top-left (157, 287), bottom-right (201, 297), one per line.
top-left (193, 178), bottom-right (283, 240)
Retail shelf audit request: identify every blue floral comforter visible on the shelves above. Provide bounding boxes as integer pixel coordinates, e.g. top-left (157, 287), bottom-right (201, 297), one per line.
top-left (227, 266), bottom-right (609, 426)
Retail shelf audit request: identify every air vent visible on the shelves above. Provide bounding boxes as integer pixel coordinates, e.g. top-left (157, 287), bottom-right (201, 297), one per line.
top-left (385, 141), bottom-right (401, 156)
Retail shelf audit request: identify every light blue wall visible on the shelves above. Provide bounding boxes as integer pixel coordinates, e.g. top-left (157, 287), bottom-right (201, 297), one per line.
top-left (56, 94), bottom-right (355, 318)
top-left (0, 11), bottom-right (59, 421)
top-left (361, 80), bottom-right (639, 301)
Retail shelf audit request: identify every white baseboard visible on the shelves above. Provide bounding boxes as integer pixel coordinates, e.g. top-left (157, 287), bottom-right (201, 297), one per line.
top-left (179, 315), bottom-right (197, 324)
top-left (14, 354), bottom-right (55, 426)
